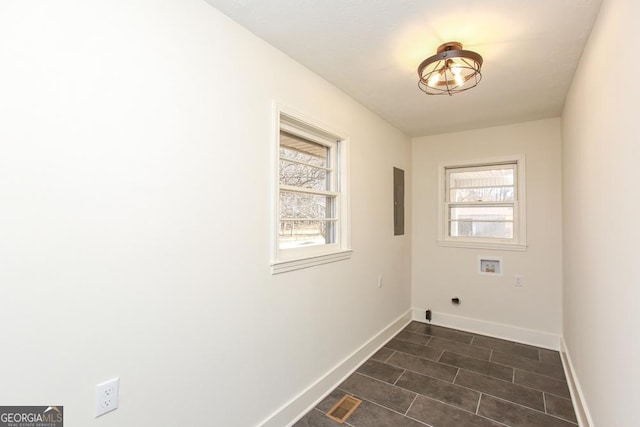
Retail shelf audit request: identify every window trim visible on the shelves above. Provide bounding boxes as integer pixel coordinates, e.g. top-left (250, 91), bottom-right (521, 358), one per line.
top-left (271, 103), bottom-right (351, 273)
top-left (437, 155), bottom-right (527, 251)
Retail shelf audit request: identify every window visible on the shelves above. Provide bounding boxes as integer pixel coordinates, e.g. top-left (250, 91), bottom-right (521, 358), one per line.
top-left (438, 156), bottom-right (526, 251)
top-left (272, 106), bottom-right (351, 273)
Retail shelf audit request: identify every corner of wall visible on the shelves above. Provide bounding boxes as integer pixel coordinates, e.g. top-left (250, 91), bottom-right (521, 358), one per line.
top-left (561, 338), bottom-right (594, 427)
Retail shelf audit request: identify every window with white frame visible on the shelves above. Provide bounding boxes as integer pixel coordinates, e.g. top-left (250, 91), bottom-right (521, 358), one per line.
top-left (272, 108), bottom-right (350, 273)
top-left (438, 156), bottom-right (526, 251)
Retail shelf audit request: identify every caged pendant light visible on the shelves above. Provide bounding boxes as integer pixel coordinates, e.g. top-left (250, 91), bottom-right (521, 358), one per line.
top-left (417, 42), bottom-right (483, 95)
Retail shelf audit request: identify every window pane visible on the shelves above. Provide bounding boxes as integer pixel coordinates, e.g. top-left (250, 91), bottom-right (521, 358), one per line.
top-left (450, 186), bottom-right (514, 202)
top-left (279, 220), bottom-right (335, 249)
top-left (280, 159), bottom-right (328, 190)
top-left (280, 191), bottom-right (335, 220)
top-left (450, 221), bottom-right (513, 238)
top-left (279, 192), bottom-right (336, 248)
top-left (449, 168), bottom-right (513, 189)
top-left (449, 205), bottom-right (514, 238)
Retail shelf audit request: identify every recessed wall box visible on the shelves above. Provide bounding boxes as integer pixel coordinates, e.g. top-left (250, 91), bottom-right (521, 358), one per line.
top-left (479, 256), bottom-right (503, 276)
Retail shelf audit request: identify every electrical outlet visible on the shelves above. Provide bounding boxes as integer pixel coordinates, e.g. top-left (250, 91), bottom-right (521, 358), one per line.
top-left (95, 377), bottom-right (119, 417)
top-left (514, 274), bottom-right (524, 287)
top-left (377, 274), bottom-right (382, 288)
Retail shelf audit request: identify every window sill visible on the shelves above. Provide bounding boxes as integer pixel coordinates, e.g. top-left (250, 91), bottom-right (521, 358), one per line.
top-left (437, 240), bottom-right (527, 252)
top-left (271, 249), bottom-right (353, 274)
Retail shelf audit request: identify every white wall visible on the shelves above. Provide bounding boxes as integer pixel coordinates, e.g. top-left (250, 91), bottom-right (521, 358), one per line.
top-left (562, 0), bottom-right (640, 424)
top-left (0, 1), bottom-right (412, 426)
top-left (412, 119), bottom-right (563, 346)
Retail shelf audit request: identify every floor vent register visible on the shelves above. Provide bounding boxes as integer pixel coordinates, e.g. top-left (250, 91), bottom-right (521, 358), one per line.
top-left (325, 394), bottom-right (362, 424)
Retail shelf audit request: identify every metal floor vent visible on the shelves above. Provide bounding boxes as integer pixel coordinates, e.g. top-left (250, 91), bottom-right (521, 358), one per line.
top-left (325, 394), bottom-right (362, 424)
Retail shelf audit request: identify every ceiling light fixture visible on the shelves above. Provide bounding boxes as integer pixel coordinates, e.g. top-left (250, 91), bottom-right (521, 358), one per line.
top-left (417, 42), bottom-right (483, 96)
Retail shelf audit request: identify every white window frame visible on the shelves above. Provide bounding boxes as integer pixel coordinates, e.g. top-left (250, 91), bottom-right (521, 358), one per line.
top-left (437, 155), bottom-right (527, 251)
top-left (271, 103), bottom-right (351, 274)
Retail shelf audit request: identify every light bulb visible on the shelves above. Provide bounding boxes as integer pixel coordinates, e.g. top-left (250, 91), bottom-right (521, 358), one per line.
top-left (427, 72), bottom-right (441, 88)
top-left (450, 63), bottom-right (464, 87)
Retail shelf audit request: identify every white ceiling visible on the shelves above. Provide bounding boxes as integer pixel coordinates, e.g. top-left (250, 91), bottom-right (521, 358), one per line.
top-left (205, 0), bottom-right (602, 136)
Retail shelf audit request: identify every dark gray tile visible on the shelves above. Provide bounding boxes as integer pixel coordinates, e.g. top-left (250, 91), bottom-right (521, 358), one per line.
top-left (427, 337), bottom-right (491, 361)
top-left (439, 351), bottom-right (513, 382)
top-left (491, 351), bottom-right (566, 380)
top-left (395, 370), bottom-right (480, 412)
top-left (545, 394), bottom-right (578, 423)
top-left (370, 347), bottom-right (394, 363)
top-left (539, 348), bottom-right (563, 366)
top-left (411, 324), bottom-right (474, 344)
top-left (472, 335), bottom-right (539, 359)
top-left (315, 389), bottom-right (346, 412)
top-left (347, 399), bottom-right (428, 427)
top-left (514, 369), bottom-right (570, 398)
top-left (403, 321), bottom-right (423, 333)
top-left (454, 370), bottom-right (544, 411)
top-left (407, 395), bottom-right (504, 427)
top-left (339, 373), bottom-right (416, 414)
top-left (385, 339), bottom-right (442, 361)
top-left (356, 359), bottom-right (404, 384)
top-left (478, 395), bottom-right (577, 427)
top-left (395, 330), bottom-right (432, 345)
top-left (387, 351), bottom-right (458, 382)
top-left (293, 408), bottom-right (344, 427)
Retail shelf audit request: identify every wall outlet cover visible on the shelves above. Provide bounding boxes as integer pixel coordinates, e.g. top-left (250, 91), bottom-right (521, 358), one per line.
top-left (95, 377), bottom-right (119, 417)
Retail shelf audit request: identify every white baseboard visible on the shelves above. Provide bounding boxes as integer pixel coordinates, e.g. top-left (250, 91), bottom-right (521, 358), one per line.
top-left (259, 309), bottom-right (413, 427)
top-left (561, 338), bottom-right (593, 427)
top-left (411, 308), bottom-right (561, 350)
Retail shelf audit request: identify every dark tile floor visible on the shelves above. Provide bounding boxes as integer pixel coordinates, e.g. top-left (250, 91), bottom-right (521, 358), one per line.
top-left (294, 321), bottom-right (577, 427)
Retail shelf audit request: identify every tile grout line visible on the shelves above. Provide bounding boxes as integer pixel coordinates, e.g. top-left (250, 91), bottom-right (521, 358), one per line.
top-left (396, 389), bottom-right (510, 427)
top-left (405, 393), bottom-right (419, 416)
top-left (393, 369), bottom-right (407, 386)
top-left (481, 351), bottom-right (566, 381)
top-left (383, 350), bottom-right (396, 364)
top-left (512, 375), bottom-right (573, 399)
top-left (346, 393), bottom-right (431, 426)
top-left (480, 393), bottom-right (578, 423)
top-left (452, 367), bottom-right (461, 383)
top-left (359, 363), bottom-right (566, 426)
top-left (383, 346), bottom-right (443, 364)
top-left (384, 362), bottom-right (456, 384)
top-left (402, 338), bottom-right (495, 363)
top-left (476, 393), bottom-right (483, 415)
top-left (391, 333), bottom-right (572, 390)
top-left (353, 370), bottom-right (406, 388)
top-left (359, 367), bottom-right (497, 416)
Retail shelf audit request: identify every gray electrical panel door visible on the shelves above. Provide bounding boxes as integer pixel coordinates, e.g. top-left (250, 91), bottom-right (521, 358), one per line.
top-left (393, 167), bottom-right (405, 236)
